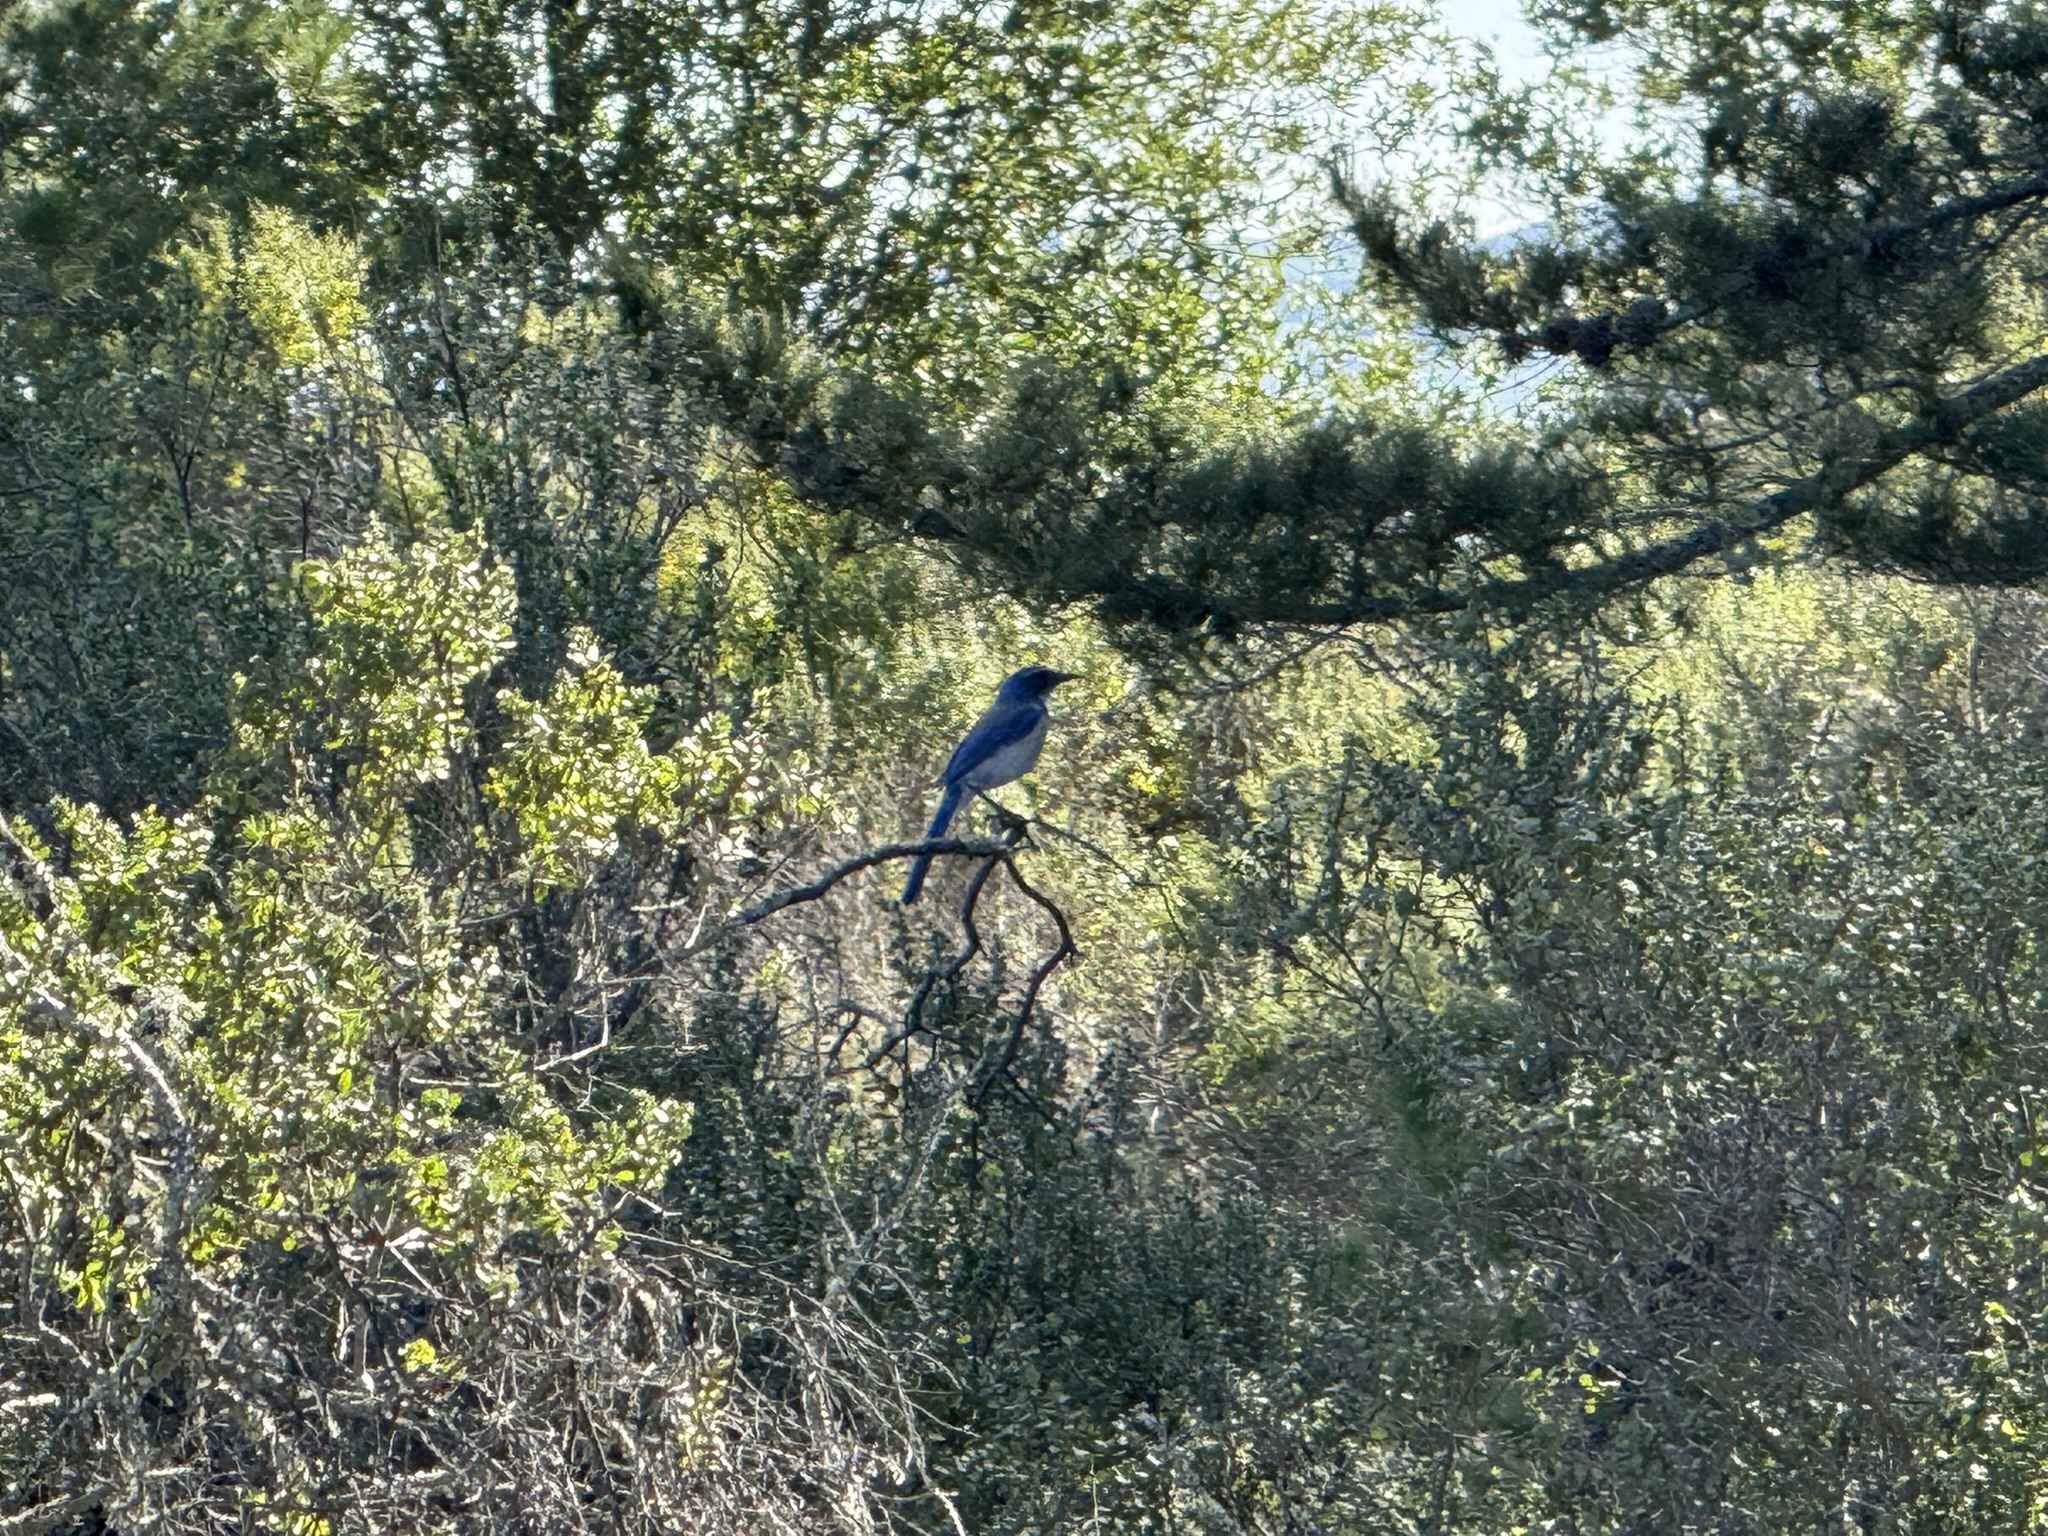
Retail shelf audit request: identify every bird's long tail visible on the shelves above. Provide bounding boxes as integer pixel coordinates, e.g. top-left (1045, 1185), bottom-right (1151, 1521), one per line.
top-left (900, 783), bottom-right (964, 905)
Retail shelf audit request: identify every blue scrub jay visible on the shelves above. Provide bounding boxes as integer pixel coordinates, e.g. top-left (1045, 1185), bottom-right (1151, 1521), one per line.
top-left (900, 665), bottom-right (1078, 904)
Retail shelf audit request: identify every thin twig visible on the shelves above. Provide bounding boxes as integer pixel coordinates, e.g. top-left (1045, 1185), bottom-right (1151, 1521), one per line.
top-left (971, 859), bottom-right (1078, 1108)
top-left (871, 853), bottom-right (1006, 1071)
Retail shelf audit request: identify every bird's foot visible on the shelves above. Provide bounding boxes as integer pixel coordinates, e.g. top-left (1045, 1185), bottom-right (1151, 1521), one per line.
top-left (976, 795), bottom-right (1031, 843)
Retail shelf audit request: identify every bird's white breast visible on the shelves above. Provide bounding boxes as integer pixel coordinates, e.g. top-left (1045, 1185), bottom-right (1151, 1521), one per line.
top-left (960, 714), bottom-right (1049, 792)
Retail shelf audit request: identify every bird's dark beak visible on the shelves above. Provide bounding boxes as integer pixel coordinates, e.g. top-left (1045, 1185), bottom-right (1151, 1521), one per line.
top-left (1049, 671), bottom-right (1080, 686)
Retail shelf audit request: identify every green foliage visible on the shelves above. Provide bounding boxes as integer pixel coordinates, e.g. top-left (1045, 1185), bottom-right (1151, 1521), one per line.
top-left (748, 0), bottom-right (2048, 638)
top-left (0, 530), bottom-right (731, 1522)
top-left (348, 0), bottom-right (1410, 391)
top-left (1340, 0), bottom-right (2048, 589)
top-left (1160, 586), bottom-right (2048, 1532)
top-left (0, 0), bottom-right (1401, 813)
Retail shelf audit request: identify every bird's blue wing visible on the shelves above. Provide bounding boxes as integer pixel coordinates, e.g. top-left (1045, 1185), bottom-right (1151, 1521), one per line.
top-left (941, 700), bottom-right (1042, 787)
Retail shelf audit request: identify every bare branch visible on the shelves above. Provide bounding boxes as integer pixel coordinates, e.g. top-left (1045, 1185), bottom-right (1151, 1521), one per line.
top-left (0, 1484), bottom-right (116, 1536)
top-left (971, 859), bottom-right (1078, 1108)
top-left (735, 837), bottom-right (1011, 925)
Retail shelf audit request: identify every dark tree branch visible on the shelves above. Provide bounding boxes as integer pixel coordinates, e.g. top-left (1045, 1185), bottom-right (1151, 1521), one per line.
top-left (1267, 348), bottom-right (2048, 627)
top-left (1376, 171), bottom-right (2048, 367)
top-left (735, 837), bottom-right (1012, 924)
top-left (732, 819), bottom-right (1078, 1104)
top-left (868, 851), bottom-right (1006, 1072)
top-left (1849, 173), bottom-right (2048, 259)
top-left (970, 858), bottom-right (1078, 1108)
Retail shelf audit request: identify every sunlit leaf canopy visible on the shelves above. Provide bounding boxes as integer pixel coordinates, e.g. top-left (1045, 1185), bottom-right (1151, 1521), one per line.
top-left (658, 0), bottom-right (2048, 640)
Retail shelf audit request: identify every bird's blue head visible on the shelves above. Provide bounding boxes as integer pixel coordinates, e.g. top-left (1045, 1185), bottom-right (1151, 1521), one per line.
top-left (996, 665), bottom-right (1079, 702)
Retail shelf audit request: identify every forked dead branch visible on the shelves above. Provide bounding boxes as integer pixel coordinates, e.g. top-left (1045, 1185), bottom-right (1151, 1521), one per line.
top-left (734, 813), bottom-right (1078, 1110)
